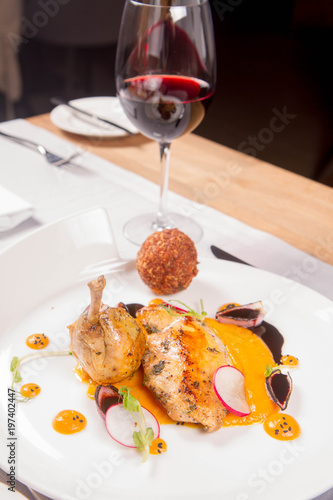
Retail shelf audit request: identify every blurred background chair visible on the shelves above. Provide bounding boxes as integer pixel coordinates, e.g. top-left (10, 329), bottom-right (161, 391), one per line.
top-left (0, 0), bottom-right (332, 186)
top-left (18, 0), bottom-right (125, 114)
top-left (24, 0), bottom-right (124, 46)
top-left (0, 0), bottom-right (23, 120)
top-left (195, 0), bottom-right (333, 185)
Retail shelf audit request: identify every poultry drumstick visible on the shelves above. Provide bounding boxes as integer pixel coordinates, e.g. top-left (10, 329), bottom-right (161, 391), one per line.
top-left (68, 275), bottom-right (146, 384)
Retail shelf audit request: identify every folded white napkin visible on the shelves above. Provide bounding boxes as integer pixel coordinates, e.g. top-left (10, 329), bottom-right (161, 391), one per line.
top-left (0, 185), bottom-right (34, 231)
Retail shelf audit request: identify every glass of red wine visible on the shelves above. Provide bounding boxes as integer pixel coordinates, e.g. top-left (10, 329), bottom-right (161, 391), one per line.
top-left (116, 0), bottom-right (216, 245)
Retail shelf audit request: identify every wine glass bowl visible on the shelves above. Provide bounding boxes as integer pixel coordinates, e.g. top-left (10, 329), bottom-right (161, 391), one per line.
top-left (116, 0), bottom-right (216, 245)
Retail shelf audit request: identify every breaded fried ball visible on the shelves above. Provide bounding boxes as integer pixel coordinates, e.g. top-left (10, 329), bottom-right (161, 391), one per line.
top-left (136, 228), bottom-right (198, 295)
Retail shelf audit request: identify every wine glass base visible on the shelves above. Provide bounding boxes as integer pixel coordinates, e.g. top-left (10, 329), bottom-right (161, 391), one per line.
top-left (123, 212), bottom-right (203, 246)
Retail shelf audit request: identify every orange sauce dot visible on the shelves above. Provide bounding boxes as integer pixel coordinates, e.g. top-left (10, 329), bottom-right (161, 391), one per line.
top-left (281, 355), bottom-right (299, 367)
top-left (263, 413), bottom-right (301, 440)
top-left (20, 383), bottom-right (41, 398)
top-left (52, 410), bottom-right (87, 434)
top-left (148, 298), bottom-right (165, 306)
top-left (150, 438), bottom-right (167, 455)
top-left (26, 333), bottom-right (49, 350)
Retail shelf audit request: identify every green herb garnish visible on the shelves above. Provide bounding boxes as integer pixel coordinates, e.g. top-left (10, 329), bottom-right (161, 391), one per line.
top-left (162, 299), bottom-right (207, 321)
top-left (118, 386), bottom-right (155, 462)
top-left (10, 350), bottom-right (72, 398)
top-left (264, 363), bottom-right (284, 378)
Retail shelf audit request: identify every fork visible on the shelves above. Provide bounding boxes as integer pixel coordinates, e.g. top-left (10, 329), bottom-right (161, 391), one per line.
top-left (0, 130), bottom-right (81, 166)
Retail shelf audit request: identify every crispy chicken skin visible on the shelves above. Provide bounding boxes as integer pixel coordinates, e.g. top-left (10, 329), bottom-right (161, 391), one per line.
top-left (68, 276), bottom-right (146, 384)
top-left (137, 304), bottom-right (230, 432)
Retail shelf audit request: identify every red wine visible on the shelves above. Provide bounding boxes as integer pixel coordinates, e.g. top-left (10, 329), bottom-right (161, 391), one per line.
top-left (119, 75), bottom-right (213, 143)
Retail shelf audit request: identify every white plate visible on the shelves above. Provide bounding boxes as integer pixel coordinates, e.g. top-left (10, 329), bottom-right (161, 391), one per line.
top-left (1, 208), bottom-right (333, 500)
top-left (50, 96), bottom-right (138, 137)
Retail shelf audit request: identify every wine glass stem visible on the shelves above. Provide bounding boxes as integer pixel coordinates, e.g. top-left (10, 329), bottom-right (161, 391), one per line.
top-left (155, 141), bottom-right (171, 230)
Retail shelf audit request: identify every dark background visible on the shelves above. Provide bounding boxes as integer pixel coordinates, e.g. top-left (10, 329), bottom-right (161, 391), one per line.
top-left (1, 0), bottom-right (332, 186)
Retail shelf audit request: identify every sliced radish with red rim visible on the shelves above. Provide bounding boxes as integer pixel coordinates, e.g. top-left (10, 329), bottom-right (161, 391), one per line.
top-left (105, 402), bottom-right (160, 448)
top-left (213, 365), bottom-right (251, 417)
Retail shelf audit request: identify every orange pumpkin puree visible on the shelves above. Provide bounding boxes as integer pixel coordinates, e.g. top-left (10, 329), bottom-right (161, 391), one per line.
top-left (52, 410), bottom-right (87, 434)
top-left (113, 318), bottom-right (280, 428)
top-left (113, 367), bottom-right (174, 425)
top-left (205, 318), bottom-right (280, 426)
top-left (74, 364), bottom-right (98, 400)
top-left (263, 413), bottom-right (301, 440)
top-left (74, 317), bottom-right (299, 439)
top-left (20, 383), bottom-right (41, 398)
top-left (25, 333), bottom-right (49, 349)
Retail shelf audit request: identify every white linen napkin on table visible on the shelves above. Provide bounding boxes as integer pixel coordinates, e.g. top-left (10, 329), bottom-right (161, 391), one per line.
top-left (0, 184), bottom-right (34, 231)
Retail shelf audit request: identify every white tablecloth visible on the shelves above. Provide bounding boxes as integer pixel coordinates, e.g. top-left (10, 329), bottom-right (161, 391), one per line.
top-left (0, 119), bottom-right (333, 500)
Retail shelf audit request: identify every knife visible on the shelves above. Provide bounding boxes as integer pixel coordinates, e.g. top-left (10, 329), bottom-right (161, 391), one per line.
top-left (210, 245), bottom-right (252, 266)
top-left (50, 97), bottom-right (135, 135)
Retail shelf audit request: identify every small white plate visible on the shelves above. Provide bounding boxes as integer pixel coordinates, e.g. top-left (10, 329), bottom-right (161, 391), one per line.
top-left (50, 96), bottom-right (138, 138)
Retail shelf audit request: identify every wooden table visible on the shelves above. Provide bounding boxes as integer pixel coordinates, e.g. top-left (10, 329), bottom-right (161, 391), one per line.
top-left (28, 114), bottom-right (333, 266)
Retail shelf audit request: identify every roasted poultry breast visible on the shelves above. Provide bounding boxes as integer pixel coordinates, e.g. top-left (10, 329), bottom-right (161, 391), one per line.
top-left (137, 304), bottom-right (231, 432)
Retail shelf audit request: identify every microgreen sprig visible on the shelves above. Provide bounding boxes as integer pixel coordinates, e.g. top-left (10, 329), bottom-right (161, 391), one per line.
top-left (264, 364), bottom-right (286, 378)
top-left (162, 299), bottom-right (207, 321)
top-left (10, 350), bottom-right (72, 397)
top-left (118, 386), bottom-right (154, 463)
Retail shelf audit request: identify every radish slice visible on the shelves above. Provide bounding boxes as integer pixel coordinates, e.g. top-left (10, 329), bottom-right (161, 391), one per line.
top-left (213, 365), bottom-right (251, 417)
top-left (105, 402), bottom-right (160, 448)
top-left (164, 302), bottom-right (188, 314)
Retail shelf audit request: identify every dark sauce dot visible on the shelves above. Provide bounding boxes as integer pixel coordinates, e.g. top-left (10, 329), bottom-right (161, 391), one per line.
top-left (124, 303), bottom-right (145, 318)
top-left (250, 321), bottom-right (284, 364)
top-left (270, 372), bottom-right (291, 408)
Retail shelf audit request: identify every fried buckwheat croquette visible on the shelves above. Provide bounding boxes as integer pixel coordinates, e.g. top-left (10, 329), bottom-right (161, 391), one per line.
top-left (136, 228), bottom-right (198, 295)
